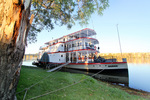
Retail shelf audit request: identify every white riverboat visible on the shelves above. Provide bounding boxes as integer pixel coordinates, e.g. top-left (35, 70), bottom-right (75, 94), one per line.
top-left (34, 28), bottom-right (128, 71)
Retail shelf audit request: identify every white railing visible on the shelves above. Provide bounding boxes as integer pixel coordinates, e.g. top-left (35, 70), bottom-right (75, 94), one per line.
top-left (68, 46), bottom-right (96, 51)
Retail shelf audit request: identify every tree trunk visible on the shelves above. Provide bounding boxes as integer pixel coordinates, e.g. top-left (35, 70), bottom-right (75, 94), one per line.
top-left (0, 0), bottom-right (31, 99)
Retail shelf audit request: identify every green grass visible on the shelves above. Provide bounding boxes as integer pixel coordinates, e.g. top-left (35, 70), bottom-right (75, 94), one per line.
top-left (16, 66), bottom-right (147, 100)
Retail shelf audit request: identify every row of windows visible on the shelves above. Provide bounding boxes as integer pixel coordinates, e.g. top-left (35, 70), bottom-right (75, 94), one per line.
top-left (48, 42), bottom-right (95, 51)
top-left (66, 42), bottom-right (94, 48)
top-left (49, 54), bottom-right (64, 57)
top-left (49, 37), bottom-right (76, 45)
top-left (49, 44), bottom-right (64, 49)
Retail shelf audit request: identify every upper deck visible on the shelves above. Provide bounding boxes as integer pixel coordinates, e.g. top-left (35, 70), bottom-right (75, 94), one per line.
top-left (45, 28), bottom-right (97, 45)
top-left (40, 28), bottom-right (99, 52)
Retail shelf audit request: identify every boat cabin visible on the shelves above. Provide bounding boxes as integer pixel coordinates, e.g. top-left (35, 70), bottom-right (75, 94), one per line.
top-left (38, 28), bottom-right (100, 64)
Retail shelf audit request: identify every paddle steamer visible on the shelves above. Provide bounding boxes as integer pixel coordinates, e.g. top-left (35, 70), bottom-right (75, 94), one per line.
top-left (34, 28), bottom-right (128, 70)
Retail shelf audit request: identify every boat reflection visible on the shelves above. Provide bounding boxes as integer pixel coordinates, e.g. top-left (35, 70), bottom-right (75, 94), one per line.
top-left (60, 68), bottom-right (129, 86)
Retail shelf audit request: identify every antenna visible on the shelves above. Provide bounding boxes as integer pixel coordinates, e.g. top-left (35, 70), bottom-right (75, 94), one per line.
top-left (116, 24), bottom-right (123, 58)
top-left (91, 18), bottom-right (95, 30)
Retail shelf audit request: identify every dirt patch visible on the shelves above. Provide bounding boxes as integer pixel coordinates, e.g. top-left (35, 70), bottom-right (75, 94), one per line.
top-left (111, 83), bottom-right (150, 99)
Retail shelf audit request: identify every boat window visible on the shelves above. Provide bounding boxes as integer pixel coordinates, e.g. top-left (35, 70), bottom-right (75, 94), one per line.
top-left (80, 42), bottom-right (82, 46)
top-left (61, 55), bottom-right (63, 57)
top-left (61, 45), bottom-right (63, 47)
top-left (78, 43), bottom-right (79, 46)
top-left (85, 42), bottom-right (88, 46)
top-left (108, 65), bottom-right (118, 67)
top-left (69, 44), bottom-right (71, 48)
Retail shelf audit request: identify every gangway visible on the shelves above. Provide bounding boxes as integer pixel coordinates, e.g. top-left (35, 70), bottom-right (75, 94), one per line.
top-left (47, 62), bottom-right (70, 72)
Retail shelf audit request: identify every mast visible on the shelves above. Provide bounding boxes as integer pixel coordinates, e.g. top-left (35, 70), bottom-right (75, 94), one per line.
top-left (116, 24), bottom-right (123, 58)
top-left (87, 30), bottom-right (89, 63)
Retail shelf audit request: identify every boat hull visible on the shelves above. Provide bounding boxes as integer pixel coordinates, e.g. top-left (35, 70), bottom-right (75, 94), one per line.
top-left (65, 62), bottom-right (128, 71)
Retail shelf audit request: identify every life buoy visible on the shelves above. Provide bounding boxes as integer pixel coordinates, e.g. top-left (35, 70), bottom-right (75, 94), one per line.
top-left (78, 57), bottom-right (81, 60)
top-left (95, 52), bottom-right (98, 55)
top-left (82, 57), bottom-right (84, 60)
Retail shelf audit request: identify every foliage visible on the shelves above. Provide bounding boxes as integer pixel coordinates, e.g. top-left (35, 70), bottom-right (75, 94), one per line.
top-left (16, 66), bottom-right (146, 100)
top-left (28, 0), bottom-right (109, 43)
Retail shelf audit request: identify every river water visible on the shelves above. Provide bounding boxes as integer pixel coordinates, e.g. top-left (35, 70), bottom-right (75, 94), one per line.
top-left (22, 60), bottom-right (150, 92)
top-left (128, 64), bottom-right (150, 92)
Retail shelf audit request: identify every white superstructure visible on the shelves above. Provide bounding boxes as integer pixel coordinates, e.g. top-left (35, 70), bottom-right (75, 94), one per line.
top-left (39, 28), bottom-right (99, 63)
top-left (37, 28), bottom-right (128, 70)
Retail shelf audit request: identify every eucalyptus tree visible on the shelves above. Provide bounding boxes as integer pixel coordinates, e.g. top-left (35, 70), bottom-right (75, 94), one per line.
top-left (29, 0), bottom-right (109, 42)
top-left (0, 0), bottom-right (108, 99)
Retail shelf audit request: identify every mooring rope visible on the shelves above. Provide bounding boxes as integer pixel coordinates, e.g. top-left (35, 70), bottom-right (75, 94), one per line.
top-left (16, 67), bottom-right (62, 95)
top-left (23, 89), bottom-right (28, 100)
top-left (27, 69), bottom-right (105, 100)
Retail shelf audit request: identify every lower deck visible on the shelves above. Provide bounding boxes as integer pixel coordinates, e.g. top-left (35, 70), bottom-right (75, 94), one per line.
top-left (65, 62), bottom-right (128, 70)
top-left (37, 61), bottom-right (128, 71)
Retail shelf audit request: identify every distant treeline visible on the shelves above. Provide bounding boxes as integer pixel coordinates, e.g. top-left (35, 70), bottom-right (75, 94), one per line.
top-left (99, 52), bottom-right (150, 64)
top-left (24, 52), bottom-right (150, 64)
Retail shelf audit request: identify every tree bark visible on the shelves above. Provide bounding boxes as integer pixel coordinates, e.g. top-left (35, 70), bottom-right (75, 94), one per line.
top-left (0, 0), bottom-right (31, 99)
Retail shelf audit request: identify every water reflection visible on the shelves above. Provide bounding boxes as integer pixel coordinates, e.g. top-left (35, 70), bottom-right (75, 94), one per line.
top-left (60, 68), bottom-right (129, 86)
top-left (128, 64), bottom-right (150, 92)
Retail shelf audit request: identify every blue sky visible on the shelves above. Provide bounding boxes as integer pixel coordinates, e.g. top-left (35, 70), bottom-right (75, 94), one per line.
top-left (25, 0), bottom-right (150, 54)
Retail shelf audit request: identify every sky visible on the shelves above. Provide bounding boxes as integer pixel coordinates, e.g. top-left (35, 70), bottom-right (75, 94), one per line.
top-left (25, 0), bottom-right (150, 54)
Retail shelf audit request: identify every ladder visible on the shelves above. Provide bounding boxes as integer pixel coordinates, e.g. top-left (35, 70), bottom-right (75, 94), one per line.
top-left (47, 62), bottom-right (70, 72)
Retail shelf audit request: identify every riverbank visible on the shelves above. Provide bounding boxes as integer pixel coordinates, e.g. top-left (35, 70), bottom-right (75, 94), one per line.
top-left (16, 66), bottom-right (150, 100)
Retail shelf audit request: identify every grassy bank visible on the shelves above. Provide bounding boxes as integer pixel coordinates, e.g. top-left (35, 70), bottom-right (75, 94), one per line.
top-left (16, 66), bottom-right (148, 100)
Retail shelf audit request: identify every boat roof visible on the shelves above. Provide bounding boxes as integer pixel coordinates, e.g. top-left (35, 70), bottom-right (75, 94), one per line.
top-left (45, 28), bottom-right (96, 45)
